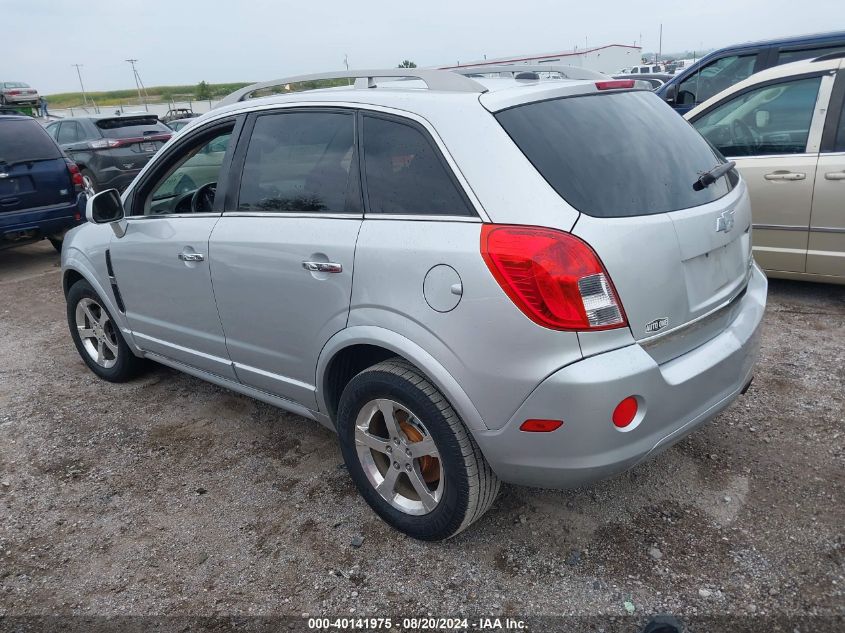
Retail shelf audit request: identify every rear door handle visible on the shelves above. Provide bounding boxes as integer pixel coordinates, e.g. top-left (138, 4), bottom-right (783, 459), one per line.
top-left (824, 171), bottom-right (845, 181)
top-left (764, 172), bottom-right (806, 181)
top-left (178, 252), bottom-right (205, 262)
top-left (302, 261), bottom-right (342, 273)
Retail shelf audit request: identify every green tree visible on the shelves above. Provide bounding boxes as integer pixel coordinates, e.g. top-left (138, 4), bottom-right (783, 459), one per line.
top-left (196, 80), bottom-right (211, 100)
top-left (397, 60), bottom-right (417, 68)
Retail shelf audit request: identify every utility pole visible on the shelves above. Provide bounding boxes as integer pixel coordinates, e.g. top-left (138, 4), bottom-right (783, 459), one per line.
top-left (125, 58), bottom-right (148, 112)
top-left (344, 54), bottom-right (349, 70)
top-left (72, 64), bottom-right (89, 106)
top-left (658, 23), bottom-right (663, 63)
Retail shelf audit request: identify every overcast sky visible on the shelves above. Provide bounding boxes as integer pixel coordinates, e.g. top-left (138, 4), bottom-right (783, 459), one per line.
top-left (3, 0), bottom-right (843, 94)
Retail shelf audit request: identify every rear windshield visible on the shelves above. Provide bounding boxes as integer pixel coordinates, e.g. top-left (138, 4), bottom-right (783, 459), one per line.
top-left (496, 91), bottom-right (733, 217)
top-left (0, 119), bottom-right (62, 163)
top-left (96, 117), bottom-right (171, 138)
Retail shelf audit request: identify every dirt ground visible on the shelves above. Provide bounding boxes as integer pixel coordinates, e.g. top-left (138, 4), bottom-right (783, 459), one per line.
top-left (0, 242), bottom-right (843, 631)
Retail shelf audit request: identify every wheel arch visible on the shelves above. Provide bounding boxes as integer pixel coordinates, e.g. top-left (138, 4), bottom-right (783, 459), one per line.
top-left (317, 326), bottom-right (487, 432)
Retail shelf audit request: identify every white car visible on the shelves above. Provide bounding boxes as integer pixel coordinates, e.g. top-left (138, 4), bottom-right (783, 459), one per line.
top-left (686, 52), bottom-right (845, 284)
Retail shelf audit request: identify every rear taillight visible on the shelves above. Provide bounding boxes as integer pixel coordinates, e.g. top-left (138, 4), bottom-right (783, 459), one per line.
top-left (8, 90), bottom-right (21, 96)
top-left (65, 160), bottom-right (84, 193)
top-left (480, 224), bottom-right (627, 331)
top-left (595, 79), bottom-right (635, 90)
top-left (88, 133), bottom-right (171, 150)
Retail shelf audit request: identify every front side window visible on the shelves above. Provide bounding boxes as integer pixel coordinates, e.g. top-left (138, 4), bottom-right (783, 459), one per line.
top-left (692, 76), bottom-right (822, 157)
top-left (237, 111), bottom-right (359, 214)
top-left (143, 126), bottom-right (233, 215)
top-left (362, 116), bottom-right (471, 216)
top-left (677, 54), bottom-right (757, 105)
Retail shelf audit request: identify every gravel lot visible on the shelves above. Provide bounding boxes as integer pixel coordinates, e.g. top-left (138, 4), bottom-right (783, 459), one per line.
top-left (1, 242), bottom-right (843, 631)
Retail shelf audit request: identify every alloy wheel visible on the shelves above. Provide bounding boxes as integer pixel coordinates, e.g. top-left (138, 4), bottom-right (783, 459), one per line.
top-left (354, 398), bottom-right (444, 515)
top-left (75, 297), bottom-right (118, 369)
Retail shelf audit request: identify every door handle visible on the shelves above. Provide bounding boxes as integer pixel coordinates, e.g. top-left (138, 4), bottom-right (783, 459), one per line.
top-left (178, 252), bottom-right (205, 262)
top-left (302, 261), bottom-right (342, 273)
top-left (764, 172), bottom-right (805, 181)
top-left (824, 171), bottom-right (845, 181)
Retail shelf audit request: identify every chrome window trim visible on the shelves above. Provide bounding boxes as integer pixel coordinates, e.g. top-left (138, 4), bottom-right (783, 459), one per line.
top-left (363, 213), bottom-right (481, 223)
top-left (222, 211), bottom-right (362, 220)
top-left (128, 213), bottom-right (222, 220)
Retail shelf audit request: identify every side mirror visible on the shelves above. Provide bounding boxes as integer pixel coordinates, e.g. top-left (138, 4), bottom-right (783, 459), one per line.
top-left (755, 110), bottom-right (770, 129)
top-left (664, 84), bottom-right (678, 103)
top-left (86, 189), bottom-right (125, 224)
top-left (86, 189), bottom-right (127, 238)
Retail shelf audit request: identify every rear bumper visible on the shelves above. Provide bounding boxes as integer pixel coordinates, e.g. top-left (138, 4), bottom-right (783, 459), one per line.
top-left (473, 264), bottom-right (767, 488)
top-left (3, 95), bottom-right (39, 105)
top-left (0, 196), bottom-right (86, 247)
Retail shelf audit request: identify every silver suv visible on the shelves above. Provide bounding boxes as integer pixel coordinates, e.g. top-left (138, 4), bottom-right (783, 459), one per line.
top-left (62, 67), bottom-right (767, 540)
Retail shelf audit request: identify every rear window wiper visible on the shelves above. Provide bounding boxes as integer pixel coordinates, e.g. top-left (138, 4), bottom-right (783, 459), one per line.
top-left (693, 161), bottom-right (736, 191)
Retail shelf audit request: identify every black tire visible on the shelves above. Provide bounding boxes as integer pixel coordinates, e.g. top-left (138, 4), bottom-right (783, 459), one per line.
top-left (80, 168), bottom-right (98, 195)
top-left (337, 358), bottom-right (499, 540)
top-left (66, 279), bottom-right (145, 382)
top-left (47, 236), bottom-right (63, 253)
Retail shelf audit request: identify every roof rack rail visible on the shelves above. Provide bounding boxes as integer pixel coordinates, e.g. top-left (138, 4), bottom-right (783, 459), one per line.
top-left (812, 50), bottom-right (845, 62)
top-left (216, 69), bottom-right (486, 108)
top-left (450, 64), bottom-right (609, 81)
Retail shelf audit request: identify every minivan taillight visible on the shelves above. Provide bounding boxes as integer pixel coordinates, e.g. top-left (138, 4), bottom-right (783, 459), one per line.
top-left (65, 160), bottom-right (84, 193)
top-left (480, 224), bottom-right (627, 331)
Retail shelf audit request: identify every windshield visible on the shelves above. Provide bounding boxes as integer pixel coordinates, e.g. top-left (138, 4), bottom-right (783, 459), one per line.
top-left (495, 90), bottom-right (733, 217)
top-left (0, 119), bottom-right (62, 163)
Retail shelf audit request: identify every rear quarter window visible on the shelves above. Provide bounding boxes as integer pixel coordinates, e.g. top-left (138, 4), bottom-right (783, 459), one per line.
top-left (0, 119), bottom-right (62, 163)
top-left (495, 90), bottom-right (733, 218)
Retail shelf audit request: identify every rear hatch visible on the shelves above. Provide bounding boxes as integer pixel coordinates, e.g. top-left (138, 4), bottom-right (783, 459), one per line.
top-left (494, 88), bottom-right (752, 360)
top-left (94, 116), bottom-right (172, 165)
top-left (0, 118), bottom-right (72, 214)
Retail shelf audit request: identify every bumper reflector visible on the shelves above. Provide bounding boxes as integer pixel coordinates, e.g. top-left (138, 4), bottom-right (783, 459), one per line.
top-left (612, 397), bottom-right (639, 428)
top-left (520, 419), bottom-right (564, 432)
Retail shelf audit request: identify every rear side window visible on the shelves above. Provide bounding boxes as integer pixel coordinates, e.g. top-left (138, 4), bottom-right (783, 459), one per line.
top-left (96, 117), bottom-right (171, 139)
top-left (362, 116), bottom-right (472, 216)
top-left (57, 121), bottom-right (83, 144)
top-left (496, 91), bottom-right (732, 218)
top-left (835, 99), bottom-right (845, 152)
top-left (777, 45), bottom-right (845, 64)
top-left (0, 119), bottom-right (62, 163)
top-left (238, 111), bottom-right (359, 213)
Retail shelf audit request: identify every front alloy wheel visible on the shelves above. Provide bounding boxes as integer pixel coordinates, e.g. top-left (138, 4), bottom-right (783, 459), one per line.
top-left (75, 297), bottom-right (119, 368)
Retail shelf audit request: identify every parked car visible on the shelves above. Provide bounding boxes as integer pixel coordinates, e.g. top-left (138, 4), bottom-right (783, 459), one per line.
top-left (0, 115), bottom-right (86, 251)
top-left (687, 54), bottom-right (845, 284)
top-left (658, 30), bottom-right (845, 114)
top-left (165, 118), bottom-right (195, 133)
top-left (612, 73), bottom-right (672, 89)
top-left (44, 115), bottom-right (172, 194)
top-left (0, 81), bottom-right (39, 106)
top-left (62, 67), bottom-right (766, 540)
top-left (161, 107), bottom-right (200, 124)
top-left (622, 64), bottom-right (665, 75)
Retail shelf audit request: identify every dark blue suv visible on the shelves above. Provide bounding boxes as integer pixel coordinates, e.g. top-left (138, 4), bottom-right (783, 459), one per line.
top-left (0, 115), bottom-right (86, 251)
top-left (657, 30), bottom-right (845, 115)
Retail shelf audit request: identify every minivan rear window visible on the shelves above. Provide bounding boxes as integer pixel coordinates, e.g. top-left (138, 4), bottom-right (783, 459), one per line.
top-left (0, 119), bottom-right (62, 163)
top-left (96, 117), bottom-right (171, 138)
top-left (496, 91), bottom-right (733, 217)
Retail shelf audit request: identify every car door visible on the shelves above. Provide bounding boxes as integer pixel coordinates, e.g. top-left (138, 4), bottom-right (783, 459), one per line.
top-left (209, 108), bottom-right (362, 409)
top-left (107, 118), bottom-right (242, 379)
top-left (808, 68), bottom-right (845, 278)
top-left (690, 71), bottom-right (834, 273)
